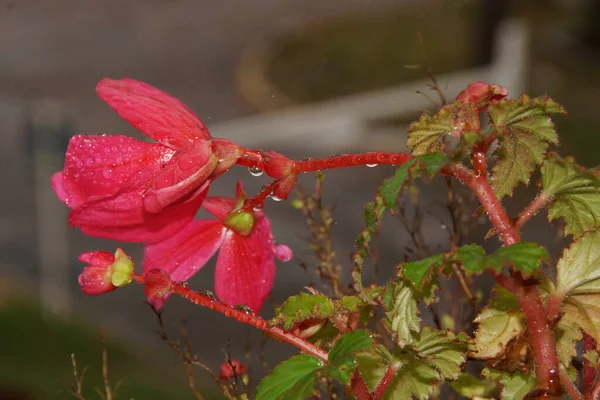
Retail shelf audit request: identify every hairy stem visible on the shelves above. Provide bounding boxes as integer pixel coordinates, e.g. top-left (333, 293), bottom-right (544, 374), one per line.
top-left (584, 333), bottom-right (597, 395)
top-left (451, 163), bottom-right (561, 396)
top-left (516, 193), bottom-right (551, 229)
top-left (559, 365), bottom-right (583, 400)
top-left (146, 279), bottom-right (330, 363)
top-left (351, 370), bottom-right (373, 400)
top-left (372, 362), bottom-right (400, 400)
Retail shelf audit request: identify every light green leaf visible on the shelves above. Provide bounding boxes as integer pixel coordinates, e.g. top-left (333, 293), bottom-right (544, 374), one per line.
top-left (455, 243), bottom-right (548, 277)
top-left (254, 354), bottom-right (324, 400)
top-left (450, 373), bottom-right (496, 399)
top-left (382, 281), bottom-right (420, 347)
top-left (541, 154), bottom-right (600, 237)
top-left (356, 345), bottom-right (394, 392)
top-left (327, 330), bottom-right (374, 385)
top-left (482, 368), bottom-right (535, 400)
top-left (556, 230), bottom-right (600, 344)
top-left (555, 306), bottom-right (583, 366)
top-left (470, 287), bottom-right (526, 360)
top-left (381, 328), bottom-right (468, 399)
top-left (407, 105), bottom-right (458, 156)
top-left (271, 293), bottom-right (335, 329)
top-left (488, 95), bottom-right (566, 199)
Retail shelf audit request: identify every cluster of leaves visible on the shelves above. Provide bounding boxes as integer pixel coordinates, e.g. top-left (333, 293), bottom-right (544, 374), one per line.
top-left (252, 92), bottom-right (600, 399)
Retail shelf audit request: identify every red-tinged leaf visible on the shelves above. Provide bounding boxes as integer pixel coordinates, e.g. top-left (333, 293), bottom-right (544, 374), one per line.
top-left (96, 78), bottom-right (211, 149)
top-left (271, 293), bottom-right (335, 329)
top-left (488, 95), bottom-right (566, 199)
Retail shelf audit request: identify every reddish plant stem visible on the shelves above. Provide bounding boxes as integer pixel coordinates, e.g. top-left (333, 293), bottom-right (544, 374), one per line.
top-left (294, 153), bottom-right (413, 173)
top-left (584, 334), bottom-right (597, 395)
top-left (372, 362), bottom-right (399, 400)
top-left (559, 366), bottom-right (583, 400)
top-left (450, 164), bottom-right (561, 396)
top-left (515, 193), bottom-right (551, 229)
top-left (545, 294), bottom-right (563, 325)
top-left (136, 274), bottom-right (329, 363)
top-left (350, 371), bottom-right (373, 400)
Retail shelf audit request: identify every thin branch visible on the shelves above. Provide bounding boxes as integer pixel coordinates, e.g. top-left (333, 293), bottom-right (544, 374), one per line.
top-left (372, 362), bottom-right (400, 400)
top-left (68, 353), bottom-right (88, 400)
top-left (100, 333), bottom-right (113, 400)
top-left (515, 193), bottom-right (551, 229)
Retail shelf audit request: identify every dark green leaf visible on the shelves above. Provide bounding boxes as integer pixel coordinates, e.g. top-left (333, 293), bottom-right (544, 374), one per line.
top-left (488, 95), bottom-right (566, 199)
top-left (327, 330), bottom-right (374, 385)
top-left (541, 154), bottom-right (600, 237)
top-left (271, 293), bottom-right (335, 329)
top-left (455, 243), bottom-right (548, 277)
top-left (255, 354), bottom-right (324, 400)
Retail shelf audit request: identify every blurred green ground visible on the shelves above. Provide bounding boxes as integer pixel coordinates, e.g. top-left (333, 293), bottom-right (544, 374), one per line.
top-left (0, 297), bottom-right (216, 400)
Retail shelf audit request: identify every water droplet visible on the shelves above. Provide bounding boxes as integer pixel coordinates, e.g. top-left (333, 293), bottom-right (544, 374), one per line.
top-left (253, 204), bottom-right (263, 211)
top-left (248, 166), bottom-right (263, 177)
top-left (271, 195), bottom-right (282, 202)
top-left (366, 163), bottom-right (378, 168)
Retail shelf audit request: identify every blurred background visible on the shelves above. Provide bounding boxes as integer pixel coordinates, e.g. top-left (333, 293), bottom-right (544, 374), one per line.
top-left (1, 0), bottom-right (598, 398)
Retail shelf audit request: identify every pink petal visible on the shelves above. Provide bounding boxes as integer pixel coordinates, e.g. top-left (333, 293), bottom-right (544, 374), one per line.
top-left (274, 244), bottom-right (293, 262)
top-left (78, 250), bottom-right (114, 266)
top-left (142, 141), bottom-right (217, 213)
top-left (202, 196), bottom-right (237, 220)
top-left (51, 172), bottom-right (68, 204)
top-left (96, 78), bottom-right (211, 149)
top-left (71, 183), bottom-right (208, 243)
top-left (59, 135), bottom-right (174, 208)
top-left (143, 219), bottom-right (225, 282)
top-left (214, 217), bottom-right (278, 314)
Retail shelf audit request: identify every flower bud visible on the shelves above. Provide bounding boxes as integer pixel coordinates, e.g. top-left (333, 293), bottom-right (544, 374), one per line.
top-left (144, 269), bottom-right (172, 299)
top-left (219, 359), bottom-right (246, 380)
top-left (456, 81), bottom-right (508, 111)
top-left (78, 248), bottom-right (134, 295)
top-left (263, 151), bottom-right (295, 179)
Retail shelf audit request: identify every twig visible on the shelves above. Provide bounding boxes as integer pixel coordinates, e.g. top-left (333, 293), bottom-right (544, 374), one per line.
top-left (100, 333), bottom-right (113, 400)
top-left (68, 353), bottom-right (88, 400)
top-left (515, 193), bottom-right (551, 229)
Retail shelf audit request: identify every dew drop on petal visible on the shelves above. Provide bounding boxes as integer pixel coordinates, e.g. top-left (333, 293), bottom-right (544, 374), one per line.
top-left (271, 195), bottom-right (282, 202)
top-left (366, 164), bottom-right (378, 168)
top-left (253, 204), bottom-right (263, 211)
top-left (248, 166), bottom-right (263, 177)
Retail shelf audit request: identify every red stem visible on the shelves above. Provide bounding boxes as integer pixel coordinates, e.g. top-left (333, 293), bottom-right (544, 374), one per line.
top-left (515, 193), bottom-right (551, 229)
top-left (584, 333), bottom-right (597, 395)
top-left (351, 371), bottom-right (373, 400)
top-left (137, 274), bottom-right (329, 363)
top-left (559, 366), bottom-right (583, 400)
top-left (294, 153), bottom-right (413, 173)
top-left (372, 362), bottom-right (399, 400)
top-left (450, 162), bottom-right (561, 396)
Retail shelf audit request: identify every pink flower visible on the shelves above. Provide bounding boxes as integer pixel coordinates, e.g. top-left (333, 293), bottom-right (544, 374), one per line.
top-left (143, 182), bottom-right (292, 313)
top-left (51, 78), bottom-right (242, 243)
top-left (78, 248), bottom-right (134, 295)
top-left (456, 81), bottom-right (508, 111)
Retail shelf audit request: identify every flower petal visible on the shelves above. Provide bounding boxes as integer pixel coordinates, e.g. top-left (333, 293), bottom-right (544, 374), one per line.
top-left (71, 183), bottom-right (209, 243)
top-left (58, 134), bottom-right (174, 208)
top-left (214, 217), bottom-right (278, 313)
top-left (274, 244), bottom-right (293, 262)
top-left (143, 219), bottom-right (225, 282)
top-left (202, 196), bottom-right (238, 220)
top-left (142, 141), bottom-right (218, 213)
top-left (96, 78), bottom-right (211, 149)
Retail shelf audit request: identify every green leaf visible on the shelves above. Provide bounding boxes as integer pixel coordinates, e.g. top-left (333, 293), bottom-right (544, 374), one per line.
top-left (555, 304), bottom-right (583, 366)
top-left (327, 330), bottom-right (374, 385)
top-left (254, 354), bottom-right (324, 400)
top-left (271, 293), bottom-right (335, 329)
top-left (356, 345), bottom-right (394, 392)
top-left (400, 253), bottom-right (447, 305)
top-left (407, 105), bottom-right (458, 156)
top-left (377, 153), bottom-right (447, 210)
top-left (488, 95), bottom-right (566, 199)
top-left (382, 281), bottom-right (420, 347)
top-left (541, 154), bottom-right (600, 237)
top-left (381, 328), bottom-right (468, 399)
top-left (454, 243), bottom-right (548, 277)
top-left (482, 368), bottom-right (535, 400)
top-left (556, 230), bottom-right (600, 344)
top-left (450, 373), bottom-right (496, 399)
top-left (470, 287), bottom-right (526, 360)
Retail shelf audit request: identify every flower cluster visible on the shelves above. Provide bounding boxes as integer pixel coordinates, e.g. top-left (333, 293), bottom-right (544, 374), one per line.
top-left (53, 78), bottom-right (291, 312)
